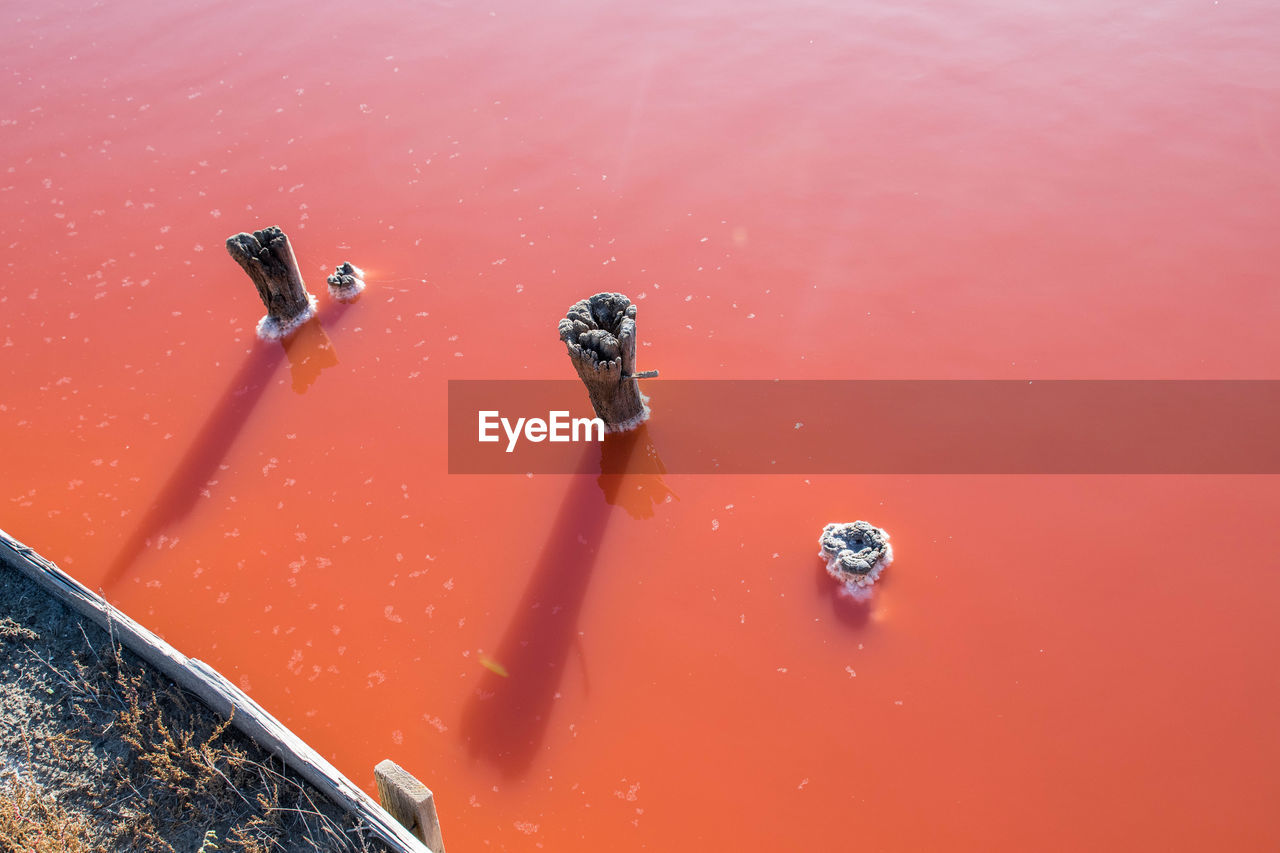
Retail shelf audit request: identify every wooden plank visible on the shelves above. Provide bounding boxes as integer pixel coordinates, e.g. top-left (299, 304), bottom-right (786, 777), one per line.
top-left (0, 526), bottom-right (433, 853)
top-left (375, 759), bottom-right (446, 853)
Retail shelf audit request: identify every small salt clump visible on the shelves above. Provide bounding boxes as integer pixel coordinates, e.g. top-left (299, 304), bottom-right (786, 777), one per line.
top-left (818, 521), bottom-right (893, 595)
top-left (327, 261), bottom-right (366, 301)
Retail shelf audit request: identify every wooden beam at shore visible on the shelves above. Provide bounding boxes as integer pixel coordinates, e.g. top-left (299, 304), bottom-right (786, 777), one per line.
top-left (375, 760), bottom-right (446, 853)
top-left (0, 526), bottom-right (434, 853)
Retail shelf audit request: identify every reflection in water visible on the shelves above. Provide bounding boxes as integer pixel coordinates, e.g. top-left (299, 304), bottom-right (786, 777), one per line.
top-left (461, 428), bottom-right (655, 777)
top-left (102, 304), bottom-right (350, 589)
top-left (598, 424), bottom-right (675, 519)
top-left (284, 319), bottom-right (340, 394)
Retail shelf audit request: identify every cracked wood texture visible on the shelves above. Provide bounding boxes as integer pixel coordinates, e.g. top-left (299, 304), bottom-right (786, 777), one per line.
top-left (558, 292), bottom-right (648, 431)
top-left (375, 760), bottom-right (446, 853)
top-left (226, 226), bottom-right (312, 328)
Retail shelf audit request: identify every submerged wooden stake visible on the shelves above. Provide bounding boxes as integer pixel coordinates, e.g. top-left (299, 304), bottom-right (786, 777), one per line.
top-left (375, 760), bottom-right (446, 853)
top-left (558, 292), bottom-right (656, 431)
top-left (225, 226), bottom-right (315, 339)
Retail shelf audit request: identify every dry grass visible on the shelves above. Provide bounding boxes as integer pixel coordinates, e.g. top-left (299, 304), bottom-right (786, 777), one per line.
top-left (0, 776), bottom-right (93, 853)
top-left (99, 636), bottom-right (378, 852)
top-left (0, 618), bottom-right (37, 643)
top-left (1, 607), bottom-right (384, 853)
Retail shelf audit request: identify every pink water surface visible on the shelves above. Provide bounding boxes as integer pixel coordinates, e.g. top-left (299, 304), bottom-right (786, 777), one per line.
top-left (3, 0), bottom-right (1279, 850)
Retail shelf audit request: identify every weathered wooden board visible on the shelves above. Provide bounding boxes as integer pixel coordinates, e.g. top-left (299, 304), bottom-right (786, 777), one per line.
top-left (0, 526), bottom-right (433, 853)
top-left (375, 759), bottom-right (446, 853)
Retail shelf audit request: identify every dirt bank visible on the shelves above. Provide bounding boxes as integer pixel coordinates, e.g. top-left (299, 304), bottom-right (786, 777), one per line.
top-left (0, 560), bottom-right (392, 853)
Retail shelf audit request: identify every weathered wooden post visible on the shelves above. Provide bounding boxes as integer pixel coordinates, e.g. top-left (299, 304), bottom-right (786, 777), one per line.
top-left (558, 292), bottom-right (657, 431)
top-left (225, 226), bottom-right (316, 339)
top-left (326, 261), bottom-right (366, 302)
top-left (374, 759), bottom-right (445, 853)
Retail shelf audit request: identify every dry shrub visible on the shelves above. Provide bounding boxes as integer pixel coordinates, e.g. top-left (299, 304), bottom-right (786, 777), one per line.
top-left (0, 617), bottom-right (38, 642)
top-left (94, 640), bottom-right (378, 852)
top-left (2, 607), bottom-right (383, 853)
top-left (0, 776), bottom-right (92, 853)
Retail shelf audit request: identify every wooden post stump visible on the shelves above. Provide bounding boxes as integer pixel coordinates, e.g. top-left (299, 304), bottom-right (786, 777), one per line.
top-left (374, 759), bottom-right (446, 853)
top-left (819, 521), bottom-right (894, 595)
top-left (558, 292), bottom-right (656, 431)
top-left (326, 261), bottom-right (366, 302)
top-left (225, 226), bottom-right (316, 339)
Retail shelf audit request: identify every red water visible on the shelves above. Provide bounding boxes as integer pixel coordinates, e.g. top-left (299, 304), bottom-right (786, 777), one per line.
top-left (4, 0), bottom-right (1280, 849)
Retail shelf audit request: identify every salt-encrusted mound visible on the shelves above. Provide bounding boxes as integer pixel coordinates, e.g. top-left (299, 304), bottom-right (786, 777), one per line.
top-left (326, 261), bottom-right (366, 302)
top-left (818, 521), bottom-right (893, 596)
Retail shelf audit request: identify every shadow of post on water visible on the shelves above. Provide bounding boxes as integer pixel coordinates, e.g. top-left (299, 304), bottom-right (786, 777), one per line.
top-left (813, 556), bottom-right (893, 632)
top-left (460, 426), bottom-right (660, 778)
top-left (101, 302), bottom-right (352, 591)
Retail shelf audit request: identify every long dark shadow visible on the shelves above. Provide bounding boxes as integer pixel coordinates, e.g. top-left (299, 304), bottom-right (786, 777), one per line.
top-left (101, 302), bottom-right (352, 591)
top-left (460, 426), bottom-right (655, 778)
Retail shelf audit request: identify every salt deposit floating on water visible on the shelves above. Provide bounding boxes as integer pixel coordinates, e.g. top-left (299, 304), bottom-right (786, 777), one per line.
top-left (818, 520), bottom-right (893, 598)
